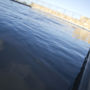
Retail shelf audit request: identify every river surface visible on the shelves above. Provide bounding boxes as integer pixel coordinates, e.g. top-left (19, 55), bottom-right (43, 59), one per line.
top-left (0, 0), bottom-right (89, 90)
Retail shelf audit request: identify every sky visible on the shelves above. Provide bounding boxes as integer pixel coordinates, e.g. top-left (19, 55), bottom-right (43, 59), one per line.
top-left (37, 0), bottom-right (90, 18)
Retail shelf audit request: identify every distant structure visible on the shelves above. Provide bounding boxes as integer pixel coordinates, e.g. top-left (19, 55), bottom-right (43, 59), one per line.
top-left (13, 0), bottom-right (90, 30)
top-left (79, 17), bottom-right (90, 30)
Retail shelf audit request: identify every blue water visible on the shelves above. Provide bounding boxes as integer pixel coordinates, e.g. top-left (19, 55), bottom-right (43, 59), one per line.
top-left (0, 0), bottom-right (89, 90)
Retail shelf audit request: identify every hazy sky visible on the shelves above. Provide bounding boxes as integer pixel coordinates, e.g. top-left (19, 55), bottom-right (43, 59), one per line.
top-left (38, 0), bottom-right (90, 18)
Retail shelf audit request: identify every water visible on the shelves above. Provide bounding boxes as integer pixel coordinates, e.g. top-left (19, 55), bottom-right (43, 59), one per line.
top-left (0, 0), bottom-right (89, 90)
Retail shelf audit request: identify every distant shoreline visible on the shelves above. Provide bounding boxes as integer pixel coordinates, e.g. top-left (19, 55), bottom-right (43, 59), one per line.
top-left (12, 0), bottom-right (90, 31)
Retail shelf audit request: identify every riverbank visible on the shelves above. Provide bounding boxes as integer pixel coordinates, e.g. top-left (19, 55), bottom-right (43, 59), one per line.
top-left (13, 0), bottom-right (90, 30)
